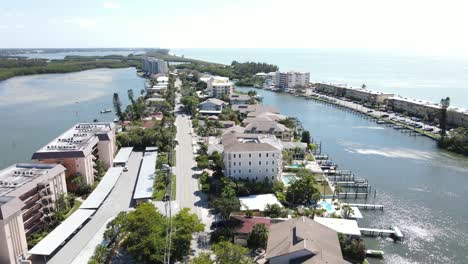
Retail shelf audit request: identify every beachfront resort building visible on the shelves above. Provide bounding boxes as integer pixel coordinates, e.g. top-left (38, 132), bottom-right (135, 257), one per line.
top-left (222, 132), bottom-right (282, 182)
top-left (32, 123), bottom-right (116, 187)
top-left (142, 57), bottom-right (168, 75)
top-left (205, 76), bottom-right (234, 98)
top-left (265, 217), bottom-right (350, 264)
top-left (0, 163), bottom-right (67, 264)
top-left (275, 71), bottom-right (310, 91)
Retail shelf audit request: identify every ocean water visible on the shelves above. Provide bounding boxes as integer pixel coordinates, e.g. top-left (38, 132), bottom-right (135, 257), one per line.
top-left (172, 48), bottom-right (468, 108)
top-left (0, 68), bottom-right (144, 168)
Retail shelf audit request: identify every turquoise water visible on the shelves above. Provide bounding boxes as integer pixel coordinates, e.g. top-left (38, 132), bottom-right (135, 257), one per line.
top-left (319, 201), bottom-right (334, 213)
top-left (0, 68), bottom-right (144, 168)
top-left (173, 48), bottom-right (468, 108)
top-left (290, 163), bottom-right (301, 168)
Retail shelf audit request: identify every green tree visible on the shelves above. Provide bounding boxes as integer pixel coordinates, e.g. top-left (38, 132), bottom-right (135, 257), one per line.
top-left (212, 241), bottom-right (254, 264)
top-left (440, 97), bottom-right (450, 137)
top-left (247, 224), bottom-right (269, 249)
top-left (301, 130), bottom-right (311, 145)
top-left (196, 155), bottom-right (210, 169)
top-left (264, 204), bottom-right (287, 218)
top-left (88, 244), bottom-right (110, 264)
top-left (341, 205), bottom-right (354, 219)
top-left (171, 208), bottom-right (205, 261)
top-left (286, 170), bottom-right (319, 205)
top-left (212, 196), bottom-right (241, 220)
top-left (104, 212), bottom-right (128, 252)
top-left (190, 252), bottom-right (214, 264)
top-left (113, 93), bottom-right (124, 121)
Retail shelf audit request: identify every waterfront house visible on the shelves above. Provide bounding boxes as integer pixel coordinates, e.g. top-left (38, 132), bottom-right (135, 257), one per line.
top-left (243, 120), bottom-right (292, 141)
top-left (232, 104), bottom-right (280, 116)
top-left (265, 217), bottom-right (350, 264)
top-left (199, 98), bottom-right (227, 115)
top-left (229, 94), bottom-right (251, 105)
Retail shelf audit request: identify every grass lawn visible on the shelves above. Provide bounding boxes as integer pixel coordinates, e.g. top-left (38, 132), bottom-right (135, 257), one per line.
top-left (65, 200), bottom-right (82, 219)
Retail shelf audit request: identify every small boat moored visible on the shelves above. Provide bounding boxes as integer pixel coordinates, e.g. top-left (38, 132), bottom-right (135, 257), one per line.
top-left (100, 109), bottom-right (112, 114)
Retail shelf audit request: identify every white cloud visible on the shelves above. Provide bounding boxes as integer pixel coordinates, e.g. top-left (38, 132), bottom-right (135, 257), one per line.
top-left (103, 1), bottom-right (120, 9)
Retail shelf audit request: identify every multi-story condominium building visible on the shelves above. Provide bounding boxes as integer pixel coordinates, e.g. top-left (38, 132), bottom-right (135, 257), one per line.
top-left (32, 123), bottom-right (116, 187)
top-left (222, 133), bottom-right (282, 182)
top-left (275, 71), bottom-right (310, 91)
top-left (205, 76), bottom-right (234, 98)
top-left (142, 57), bottom-right (168, 75)
top-left (387, 96), bottom-right (468, 128)
top-left (315, 83), bottom-right (393, 105)
top-left (0, 163), bottom-right (67, 264)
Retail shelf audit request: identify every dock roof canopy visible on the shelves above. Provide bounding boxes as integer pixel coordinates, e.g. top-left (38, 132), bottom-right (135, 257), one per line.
top-left (28, 209), bottom-right (95, 256)
top-left (80, 167), bottom-right (123, 209)
top-left (133, 147), bottom-right (157, 200)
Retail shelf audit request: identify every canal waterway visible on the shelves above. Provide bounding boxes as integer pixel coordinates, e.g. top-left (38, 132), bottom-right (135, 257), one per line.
top-left (237, 86), bottom-right (468, 264)
top-left (0, 67), bottom-right (144, 168)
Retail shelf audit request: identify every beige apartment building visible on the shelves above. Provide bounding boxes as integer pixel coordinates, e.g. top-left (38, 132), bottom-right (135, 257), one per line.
top-left (32, 123), bottom-right (116, 187)
top-left (0, 163), bottom-right (67, 264)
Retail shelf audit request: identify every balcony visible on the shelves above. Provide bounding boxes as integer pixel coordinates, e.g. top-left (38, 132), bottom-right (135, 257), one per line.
top-left (22, 203), bottom-right (41, 220)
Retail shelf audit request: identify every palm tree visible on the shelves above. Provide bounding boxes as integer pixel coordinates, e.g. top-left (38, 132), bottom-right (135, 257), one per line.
top-left (440, 97), bottom-right (450, 137)
top-left (361, 84), bottom-right (366, 89)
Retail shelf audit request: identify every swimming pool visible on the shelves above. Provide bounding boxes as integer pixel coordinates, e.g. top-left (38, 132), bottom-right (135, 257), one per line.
top-left (319, 201), bottom-right (335, 213)
top-left (281, 174), bottom-right (298, 185)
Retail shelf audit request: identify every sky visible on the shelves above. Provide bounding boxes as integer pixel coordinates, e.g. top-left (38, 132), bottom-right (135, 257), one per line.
top-left (1, 0), bottom-right (468, 57)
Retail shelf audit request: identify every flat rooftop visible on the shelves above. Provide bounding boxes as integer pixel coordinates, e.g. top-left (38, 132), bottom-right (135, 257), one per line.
top-left (113, 147), bottom-right (133, 164)
top-left (133, 147), bottom-right (158, 200)
top-left (32, 122), bottom-right (114, 159)
top-left (314, 217), bottom-right (361, 236)
top-left (0, 163), bottom-right (63, 196)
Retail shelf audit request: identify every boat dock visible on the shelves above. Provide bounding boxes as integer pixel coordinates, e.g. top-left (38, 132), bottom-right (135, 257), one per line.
top-left (342, 203), bottom-right (384, 210)
top-left (359, 226), bottom-right (404, 241)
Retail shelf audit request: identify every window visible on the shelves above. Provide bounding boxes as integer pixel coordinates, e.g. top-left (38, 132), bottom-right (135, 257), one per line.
top-left (234, 170), bottom-right (236, 173)
top-left (239, 154), bottom-right (242, 158)
top-left (272, 176), bottom-right (274, 180)
top-left (266, 161), bottom-right (269, 165)
top-left (239, 170), bottom-right (241, 173)
top-left (272, 161), bottom-right (275, 165)
top-left (259, 153), bottom-right (262, 157)
top-left (249, 154), bottom-right (251, 158)
top-left (266, 169), bottom-right (268, 172)
top-left (259, 161), bottom-right (261, 165)
top-left (272, 153), bottom-right (275, 157)
top-left (249, 161), bottom-right (251, 166)
top-left (266, 153), bottom-right (269, 157)
top-left (239, 162), bottom-right (241, 166)
top-left (249, 169), bottom-right (251, 173)
top-left (234, 162), bottom-right (236, 166)
top-left (256, 177), bottom-right (258, 180)
top-left (234, 154), bottom-right (236, 158)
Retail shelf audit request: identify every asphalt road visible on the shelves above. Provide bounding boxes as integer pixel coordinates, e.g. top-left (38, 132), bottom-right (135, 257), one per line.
top-left (32, 151), bottom-right (143, 264)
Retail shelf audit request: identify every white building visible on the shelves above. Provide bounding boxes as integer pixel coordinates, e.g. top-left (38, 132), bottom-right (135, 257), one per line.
top-left (205, 76), bottom-right (234, 98)
top-left (0, 163), bottom-right (67, 264)
top-left (32, 123), bottom-right (116, 186)
top-left (222, 133), bottom-right (282, 182)
top-left (275, 71), bottom-right (310, 91)
top-left (142, 57), bottom-right (168, 75)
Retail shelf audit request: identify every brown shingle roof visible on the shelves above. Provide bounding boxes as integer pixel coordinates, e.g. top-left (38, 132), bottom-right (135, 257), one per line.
top-left (266, 217), bottom-right (349, 264)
